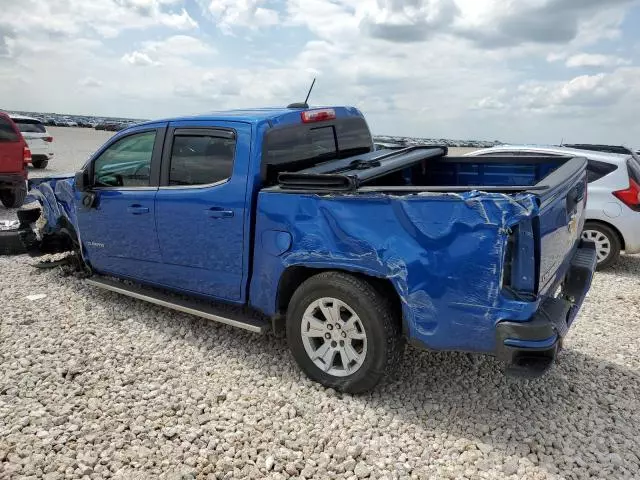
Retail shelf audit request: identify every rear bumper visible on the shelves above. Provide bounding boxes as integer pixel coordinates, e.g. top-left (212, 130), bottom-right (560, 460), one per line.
top-left (0, 173), bottom-right (27, 188)
top-left (495, 240), bottom-right (597, 375)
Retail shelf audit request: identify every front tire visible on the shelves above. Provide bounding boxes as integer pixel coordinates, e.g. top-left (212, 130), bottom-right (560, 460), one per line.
top-left (286, 272), bottom-right (405, 393)
top-left (582, 221), bottom-right (621, 270)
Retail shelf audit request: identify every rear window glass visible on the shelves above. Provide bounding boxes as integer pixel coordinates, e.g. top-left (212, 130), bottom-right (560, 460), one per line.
top-left (586, 160), bottom-right (617, 184)
top-left (628, 158), bottom-right (640, 184)
top-left (0, 117), bottom-right (19, 142)
top-left (13, 119), bottom-right (46, 133)
top-left (262, 117), bottom-right (372, 184)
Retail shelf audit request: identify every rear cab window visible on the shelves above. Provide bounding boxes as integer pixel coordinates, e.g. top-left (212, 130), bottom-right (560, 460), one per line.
top-left (262, 116), bottom-right (372, 185)
top-left (0, 117), bottom-right (19, 142)
top-left (12, 118), bottom-right (46, 134)
top-left (168, 132), bottom-right (235, 186)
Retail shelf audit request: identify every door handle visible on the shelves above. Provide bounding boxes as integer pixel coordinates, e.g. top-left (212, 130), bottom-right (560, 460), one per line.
top-left (127, 205), bottom-right (150, 215)
top-left (205, 207), bottom-right (234, 219)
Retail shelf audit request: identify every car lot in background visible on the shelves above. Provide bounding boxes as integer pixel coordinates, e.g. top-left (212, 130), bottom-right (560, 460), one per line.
top-left (7, 114), bottom-right (54, 169)
top-left (465, 144), bottom-right (640, 269)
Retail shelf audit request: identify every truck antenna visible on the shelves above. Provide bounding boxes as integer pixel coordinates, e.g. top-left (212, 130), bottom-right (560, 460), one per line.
top-left (287, 78), bottom-right (316, 109)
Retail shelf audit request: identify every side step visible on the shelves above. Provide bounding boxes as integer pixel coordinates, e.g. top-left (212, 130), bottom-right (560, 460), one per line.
top-left (86, 276), bottom-right (269, 334)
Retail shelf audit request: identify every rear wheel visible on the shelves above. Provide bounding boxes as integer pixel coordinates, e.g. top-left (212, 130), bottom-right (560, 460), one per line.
top-left (31, 157), bottom-right (48, 169)
top-left (582, 221), bottom-right (621, 270)
top-left (0, 184), bottom-right (27, 208)
top-left (286, 272), bottom-right (405, 393)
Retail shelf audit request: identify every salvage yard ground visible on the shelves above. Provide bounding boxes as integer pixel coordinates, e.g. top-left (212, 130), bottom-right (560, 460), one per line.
top-left (1, 129), bottom-right (639, 479)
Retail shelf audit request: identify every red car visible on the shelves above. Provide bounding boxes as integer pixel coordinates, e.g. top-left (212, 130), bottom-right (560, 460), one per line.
top-left (0, 112), bottom-right (30, 208)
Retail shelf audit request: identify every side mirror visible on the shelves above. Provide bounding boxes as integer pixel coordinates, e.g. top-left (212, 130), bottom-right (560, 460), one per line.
top-left (74, 169), bottom-right (90, 192)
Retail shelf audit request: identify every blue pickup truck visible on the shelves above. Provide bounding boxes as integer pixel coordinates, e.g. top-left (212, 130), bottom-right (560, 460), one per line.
top-left (17, 105), bottom-right (597, 393)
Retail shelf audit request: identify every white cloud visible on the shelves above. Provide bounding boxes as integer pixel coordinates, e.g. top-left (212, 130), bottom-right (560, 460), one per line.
top-left (0, 0), bottom-right (197, 39)
top-left (122, 51), bottom-right (161, 66)
top-left (79, 77), bottom-right (104, 88)
top-left (564, 53), bottom-right (630, 68)
top-left (197, 0), bottom-right (280, 34)
top-left (141, 35), bottom-right (216, 56)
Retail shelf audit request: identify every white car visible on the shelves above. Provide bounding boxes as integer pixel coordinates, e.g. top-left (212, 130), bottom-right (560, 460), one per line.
top-left (465, 144), bottom-right (640, 269)
top-left (8, 114), bottom-right (54, 169)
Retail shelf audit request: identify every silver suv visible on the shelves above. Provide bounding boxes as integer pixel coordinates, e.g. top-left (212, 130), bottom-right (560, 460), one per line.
top-left (465, 144), bottom-right (640, 269)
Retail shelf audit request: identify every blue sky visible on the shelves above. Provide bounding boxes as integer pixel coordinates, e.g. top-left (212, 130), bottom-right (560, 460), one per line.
top-left (1, 0), bottom-right (640, 145)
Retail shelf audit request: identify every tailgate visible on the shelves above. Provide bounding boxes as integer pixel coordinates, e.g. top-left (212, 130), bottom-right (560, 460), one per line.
top-left (0, 142), bottom-right (24, 172)
top-left (535, 158), bottom-right (588, 294)
top-left (22, 134), bottom-right (47, 152)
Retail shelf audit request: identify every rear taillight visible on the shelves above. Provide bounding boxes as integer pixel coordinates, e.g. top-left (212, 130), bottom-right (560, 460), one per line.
top-left (23, 146), bottom-right (32, 164)
top-left (613, 178), bottom-right (640, 211)
top-left (44, 136), bottom-right (53, 142)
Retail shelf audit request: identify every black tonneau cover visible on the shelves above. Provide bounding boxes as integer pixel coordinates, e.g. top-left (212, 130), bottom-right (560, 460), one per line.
top-left (277, 146), bottom-right (448, 191)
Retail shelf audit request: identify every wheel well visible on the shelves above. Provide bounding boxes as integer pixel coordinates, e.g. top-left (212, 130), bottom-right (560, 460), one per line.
top-left (584, 219), bottom-right (625, 250)
top-left (276, 266), bottom-right (406, 333)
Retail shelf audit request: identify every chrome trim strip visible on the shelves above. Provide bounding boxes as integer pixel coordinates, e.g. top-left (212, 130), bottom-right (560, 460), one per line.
top-left (86, 278), bottom-right (264, 333)
top-left (158, 178), bottom-right (230, 190)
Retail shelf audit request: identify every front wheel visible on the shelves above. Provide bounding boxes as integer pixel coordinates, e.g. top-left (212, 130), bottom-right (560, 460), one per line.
top-left (286, 272), bottom-right (405, 393)
top-left (582, 222), bottom-right (621, 270)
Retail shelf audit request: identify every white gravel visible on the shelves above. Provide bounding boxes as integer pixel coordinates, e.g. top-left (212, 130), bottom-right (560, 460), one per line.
top-left (1, 129), bottom-right (640, 479)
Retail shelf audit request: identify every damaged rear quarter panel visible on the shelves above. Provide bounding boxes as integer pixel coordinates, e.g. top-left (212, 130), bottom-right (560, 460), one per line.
top-left (250, 190), bottom-right (540, 353)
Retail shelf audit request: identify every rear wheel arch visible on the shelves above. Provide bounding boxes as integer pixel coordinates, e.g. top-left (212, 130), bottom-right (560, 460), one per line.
top-left (276, 266), bottom-right (406, 334)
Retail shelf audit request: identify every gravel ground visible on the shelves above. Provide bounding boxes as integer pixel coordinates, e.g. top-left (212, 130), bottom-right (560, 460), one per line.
top-left (1, 129), bottom-right (640, 479)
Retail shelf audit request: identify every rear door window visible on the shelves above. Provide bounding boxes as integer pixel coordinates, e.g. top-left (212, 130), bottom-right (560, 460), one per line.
top-left (12, 119), bottom-right (46, 134)
top-left (0, 117), bottom-right (19, 142)
top-left (169, 134), bottom-right (235, 186)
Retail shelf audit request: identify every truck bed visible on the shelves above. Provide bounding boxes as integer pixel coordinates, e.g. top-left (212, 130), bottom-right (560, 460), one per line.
top-left (254, 146), bottom-right (588, 351)
top-left (273, 146), bottom-right (580, 194)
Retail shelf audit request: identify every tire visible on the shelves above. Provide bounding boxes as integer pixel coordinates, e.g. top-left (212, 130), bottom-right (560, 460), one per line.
top-left (582, 221), bottom-right (621, 270)
top-left (0, 225), bottom-right (28, 255)
top-left (0, 184), bottom-right (27, 208)
top-left (32, 157), bottom-right (49, 169)
top-left (286, 271), bottom-right (405, 393)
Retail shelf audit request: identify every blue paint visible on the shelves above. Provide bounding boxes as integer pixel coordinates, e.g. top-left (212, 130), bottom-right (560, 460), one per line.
top-left (21, 104), bottom-right (595, 362)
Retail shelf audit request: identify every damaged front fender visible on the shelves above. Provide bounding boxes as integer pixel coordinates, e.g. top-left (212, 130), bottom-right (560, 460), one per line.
top-left (18, 174), bottom-right (80, 256)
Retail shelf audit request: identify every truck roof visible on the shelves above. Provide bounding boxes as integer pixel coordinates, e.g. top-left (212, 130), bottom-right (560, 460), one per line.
top-left (137, 106), bottom-right (365, 127)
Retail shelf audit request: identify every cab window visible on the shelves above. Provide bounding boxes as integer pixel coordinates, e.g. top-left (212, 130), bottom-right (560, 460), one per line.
top-left (93, 131), bottom-right (156, 187)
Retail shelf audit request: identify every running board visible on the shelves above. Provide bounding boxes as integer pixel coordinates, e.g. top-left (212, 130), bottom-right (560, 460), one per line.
top-left (85, 276), bottom-right (268, 334)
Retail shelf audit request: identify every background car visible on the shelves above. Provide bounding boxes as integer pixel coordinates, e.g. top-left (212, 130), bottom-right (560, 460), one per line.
top-left (7, 114), bottom-right (54, 169)
top-left (0, 112), bottom-right (30, 208)
top-left (465, 144), bottom-right (640, 269)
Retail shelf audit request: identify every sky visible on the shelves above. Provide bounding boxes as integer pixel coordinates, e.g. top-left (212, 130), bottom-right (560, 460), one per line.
top-left (1, 0), bottom-right (640, 144)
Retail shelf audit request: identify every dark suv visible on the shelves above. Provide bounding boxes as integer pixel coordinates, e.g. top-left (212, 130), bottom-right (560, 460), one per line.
top-left (0, 112), bottom-right (30, 208)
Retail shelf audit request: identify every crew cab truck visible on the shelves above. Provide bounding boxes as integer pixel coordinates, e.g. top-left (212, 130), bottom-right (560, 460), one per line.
top-left (18, 106), bottom-right (597, 393)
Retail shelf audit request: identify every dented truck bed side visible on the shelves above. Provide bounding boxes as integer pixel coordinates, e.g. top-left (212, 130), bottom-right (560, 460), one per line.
top-left (251, 189), bottom-right (549, 354)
